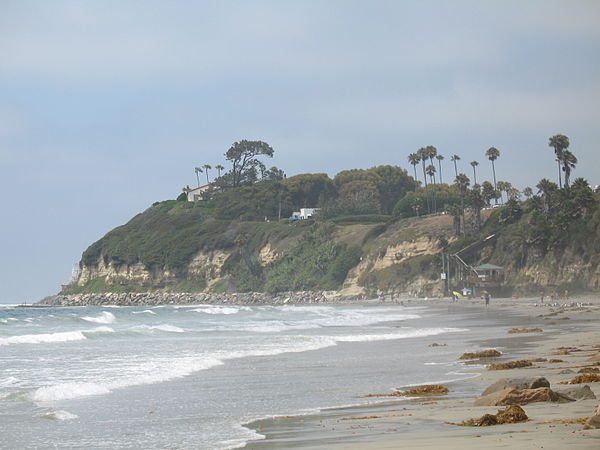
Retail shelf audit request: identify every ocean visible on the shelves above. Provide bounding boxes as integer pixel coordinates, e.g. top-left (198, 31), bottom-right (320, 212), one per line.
top-left (0, 301), bottom-right (518, 449)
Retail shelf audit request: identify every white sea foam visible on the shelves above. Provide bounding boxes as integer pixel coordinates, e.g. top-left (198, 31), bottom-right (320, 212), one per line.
top-left (33, 383), bottom-right (112, 402)
top-left (0, 376), bottom-right (20, 387)
top-left (0, 330), bottom-right (87, 346)
top-left (31, 357), bottom-right (224, 402)
top-left (0, 326), bottom-right (113, 346)
top-left (239, 322), bottom-right (322, 333)
top-left (129, 324), bottom-right (185, 333)
top-left (81, 311), bottom-right (115, 324)
top-left (40, 409), bottom-right (79, 421)
top-left (132, 310), bottom-right (157, 315)
top-left (191, 306), bottom-right (241, 315)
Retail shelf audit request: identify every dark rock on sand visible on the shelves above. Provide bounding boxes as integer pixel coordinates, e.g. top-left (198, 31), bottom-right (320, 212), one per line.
top-left (481, 377), bottom-right (550, 396)
top-left (555, 385), bottom-right (597, 400)
top-left (559, 369), bottom-right (575, 374)
top-left (475, 387), bottom-right (575, 406)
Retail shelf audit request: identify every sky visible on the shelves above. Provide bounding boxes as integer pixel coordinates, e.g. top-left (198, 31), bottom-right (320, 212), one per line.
top-left (1, 0), bottom-right (599, 303)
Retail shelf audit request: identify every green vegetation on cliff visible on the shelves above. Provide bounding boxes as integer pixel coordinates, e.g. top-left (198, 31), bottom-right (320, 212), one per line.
top-left (69, 135), bottom-right (599, 296)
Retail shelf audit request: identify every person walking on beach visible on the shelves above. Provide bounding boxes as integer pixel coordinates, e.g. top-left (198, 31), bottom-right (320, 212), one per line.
top-left (485, 293), bottom-right (490, 307)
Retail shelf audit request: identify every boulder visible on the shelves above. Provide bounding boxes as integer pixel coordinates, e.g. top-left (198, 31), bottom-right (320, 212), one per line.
top-left (481, 377), bottom-right (550, 396)
top-left (555, 385), bottom-right (597, 401)
top-left (475, 387), bottom-right (575, 406)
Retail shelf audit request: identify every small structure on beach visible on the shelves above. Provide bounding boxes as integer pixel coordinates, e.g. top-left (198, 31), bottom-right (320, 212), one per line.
top-left (473, 263), bottom-right (504, 282)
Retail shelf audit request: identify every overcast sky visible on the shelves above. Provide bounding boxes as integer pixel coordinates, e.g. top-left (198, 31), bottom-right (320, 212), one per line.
top-left (1, 0), bottom-right (599, 303)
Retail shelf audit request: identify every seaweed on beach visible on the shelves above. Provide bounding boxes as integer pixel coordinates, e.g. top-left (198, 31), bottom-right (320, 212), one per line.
top-left (488, 360), bottom-right (534, 370)
top-left (559, 374), bottom-right (600, 384)
top-left (459, 349), bottom-right (502, 360)
top-left (362, 384), bottom-right (449, 398)
top-left (508, 328), bottom-right (543, 334)
top-left (452, 405), bottom-right (528, 427)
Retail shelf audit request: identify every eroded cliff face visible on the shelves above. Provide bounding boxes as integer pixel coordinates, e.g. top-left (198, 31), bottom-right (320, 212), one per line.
top-left (76, 248), bottom-right (234, 291)
top-left (69, 211), bottom-right (599, 296)
top-left (506, 251), bottom-right (600, 292)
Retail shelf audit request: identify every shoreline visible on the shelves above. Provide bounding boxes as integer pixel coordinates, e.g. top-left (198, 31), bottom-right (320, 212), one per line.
top-left (242, 296), bottom-right (600, 449)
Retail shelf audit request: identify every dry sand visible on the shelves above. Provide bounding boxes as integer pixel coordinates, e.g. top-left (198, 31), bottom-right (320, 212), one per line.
top-left (245, 296), bottom-right (600, 449)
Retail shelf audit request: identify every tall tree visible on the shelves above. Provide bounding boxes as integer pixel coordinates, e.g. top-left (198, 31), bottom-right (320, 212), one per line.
top-left (436, 154), bottom-right (444, 184)
top-left (426, 164), bottom-right (437, 212)
top-left (485, 147), bottom-right (500, 203)
top-left (454, 173), bottom-right (470, 235)
top-left (408, 153), bottom-right (421, 183)
top-left (523, 187), bottom-right (533, 199)
top-left (226, 140), bottom-right (274, 187)
top-left (202, 164), bottom-right (212, 184)
top-left (496, 181), bottom-right (511, 204)
top-left (417, 147), bottom-right (430, 213)
top-left (468, 185), bottom-right (486, 234)
top-left (536, 178), bottom-right (558, 219)
top-left (194, 167), bottom-right (203, 187)
top-left (548, 134), bottom-right (569, 188)
top-left (215, 164), bottom-right (225, 178)
top-left (470, 161), bottom-right (479, 185)
top-left (425, 146), bottom-right (438, 184)
top-left (560, 150), bottom-right (577, 187)
top-left (450, 154), bottom-right (460, 179)
top-left (481, 181), bottom-right (497, 206)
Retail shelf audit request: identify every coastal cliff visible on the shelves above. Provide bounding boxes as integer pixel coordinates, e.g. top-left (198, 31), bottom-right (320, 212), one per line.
top-left (60, 186), bottom-right (600, 300)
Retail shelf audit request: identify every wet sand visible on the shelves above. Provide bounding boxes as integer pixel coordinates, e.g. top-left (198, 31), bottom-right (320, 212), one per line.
top-left (244, 296), bottom-right (600, 449)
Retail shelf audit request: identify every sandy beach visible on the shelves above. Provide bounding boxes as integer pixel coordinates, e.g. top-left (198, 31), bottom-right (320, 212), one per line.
top-left (245, 296), bottom-right (600, 449)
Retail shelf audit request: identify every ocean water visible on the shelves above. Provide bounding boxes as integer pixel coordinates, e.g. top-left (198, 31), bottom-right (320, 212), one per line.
top-left (0, 301), bottom-right (515, 449)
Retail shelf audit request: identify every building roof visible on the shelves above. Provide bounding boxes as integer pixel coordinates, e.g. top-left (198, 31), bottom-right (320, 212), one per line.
top-left (474, 263), bottom-right (504, 271)
top-left (188, 184), bottom-right (212, 192)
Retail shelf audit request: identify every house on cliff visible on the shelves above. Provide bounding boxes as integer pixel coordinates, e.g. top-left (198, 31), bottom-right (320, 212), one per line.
top-left (186, 184), bottom-right (213, 201)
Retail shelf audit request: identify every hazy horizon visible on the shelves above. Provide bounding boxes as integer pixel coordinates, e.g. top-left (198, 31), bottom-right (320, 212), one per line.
top-left (1, 0), bottom-right (599, 303)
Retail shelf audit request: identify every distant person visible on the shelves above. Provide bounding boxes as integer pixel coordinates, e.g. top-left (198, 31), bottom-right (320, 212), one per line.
top-left (564, 289), bottom-right (569, 300)
top-left (485, 293), bottom-right (490, 307)
top-left (540, 291), bottom-right (544, 303)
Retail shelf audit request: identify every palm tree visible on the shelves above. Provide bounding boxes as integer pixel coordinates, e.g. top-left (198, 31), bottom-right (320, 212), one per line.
top-left (203, 164), bottom-right (212, 184)
top-left (496, 181), bottom-right (511, 204)
top-left (417, 148), bottom-right (430, 213)
top-left (536, 178), bottom-right (558, 219)
top-left (194, 167), bottom-right (203, 187)
top-left (523, 187), bottom-right (533, 199)
top-left (436, 154), bottom-right (444, 184)
top-left (425, 146), bottom-right (438, 184)
top-left (426, 164), bottom-right (437, 212)
top-left (425, 164), bottom-right (437, 185)
top-left (560, 150), bottom-right (577, 187)
top-left (548, 134), bottom-right (569, 188)
top-left (215, 164), bottom-right (225, 178)
top-left (485, 147), bottom-right (500, 203)
top-left (470, 161), bottom-right (479, 185)
top-left (454, 173), bottom-right (470, 235)
top-left (450, 154), bottom-right (460, 179)
top-left (407, 153), bottom-right (421, 183)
